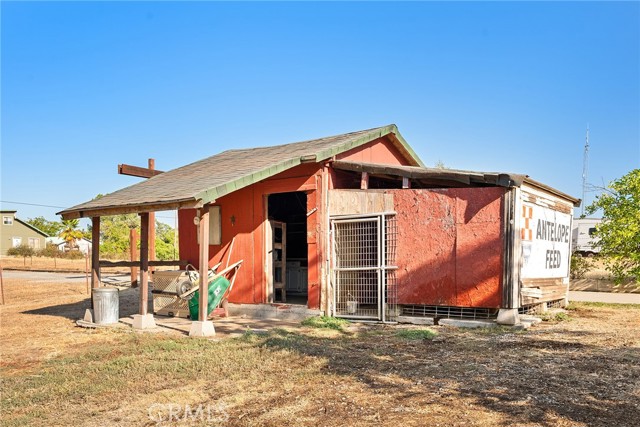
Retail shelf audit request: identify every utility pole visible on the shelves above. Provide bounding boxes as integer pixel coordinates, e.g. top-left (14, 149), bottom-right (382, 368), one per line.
top-left (581, 125), bottom-right (590, 216)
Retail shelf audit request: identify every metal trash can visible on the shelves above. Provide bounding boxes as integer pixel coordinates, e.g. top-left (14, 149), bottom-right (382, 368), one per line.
top-left (93, 287), bottom-right (119, 324)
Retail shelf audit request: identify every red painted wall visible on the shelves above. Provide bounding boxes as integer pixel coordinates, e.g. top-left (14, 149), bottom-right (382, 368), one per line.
top-left (389, 187), bottom-right (506, 308)
top-left (178, 135), bottom-right (417, 309)
top-left (179, 163), bottom-right (322, 307)
top-left (335, 137), bottom-right (410, 166)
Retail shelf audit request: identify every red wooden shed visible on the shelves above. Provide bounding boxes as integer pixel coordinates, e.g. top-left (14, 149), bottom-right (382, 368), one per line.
top-left (59, 124), bottom-right (579, 335)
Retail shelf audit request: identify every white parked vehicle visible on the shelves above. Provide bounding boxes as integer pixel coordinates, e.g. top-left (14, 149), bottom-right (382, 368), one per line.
top-left (571, 218), bottom-right (602, 257)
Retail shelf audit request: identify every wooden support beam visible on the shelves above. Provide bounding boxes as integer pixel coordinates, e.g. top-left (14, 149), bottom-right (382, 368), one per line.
top-left (360, 172), bottom-right (369, 190)
top-left (139, 213), bottom-right (149, 316)
top-left (198, 206), bottom-right (210, 321)
top-left (91, 217), bottom-right (101, 289)
top-left (148, 159), bottom-right (156, 273)
top-left (402, 177), bottom-right (411, 189)
top-left (130, 228), bottom-right (139, 287)
top-left (117, 163), bottom-right (164, 178)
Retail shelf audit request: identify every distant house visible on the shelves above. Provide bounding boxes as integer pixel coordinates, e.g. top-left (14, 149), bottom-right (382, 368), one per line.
top-left (0, 211), bottom-right (48, 255)
top-left (46, 236), bottom-right (92, 255)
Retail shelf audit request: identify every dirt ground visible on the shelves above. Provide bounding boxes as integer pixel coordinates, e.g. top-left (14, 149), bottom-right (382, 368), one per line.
top-left (1, 276), bottom-right (639, 427)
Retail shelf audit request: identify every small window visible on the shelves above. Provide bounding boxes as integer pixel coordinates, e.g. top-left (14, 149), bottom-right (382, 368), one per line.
top-left (209, 206), bottom-right (221, 245)
top-left (3, 216), bottom-right (13, 225)
top-left (28, 238), bottom-right (40, 249)
top-left (12, 237), bottom-right (22, 247)
top-left (588, 227), bottom-right (597, 236)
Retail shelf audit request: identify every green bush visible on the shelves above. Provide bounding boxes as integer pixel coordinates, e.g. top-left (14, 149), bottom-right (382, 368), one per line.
top-left (7, 244), bottom-right (35, 258)
top-left (570, 253), bottom-right (593, 279)
top-left (37, 244), bottom-right (61, 258)
top-left (63, 250), bottom-right (86, 259)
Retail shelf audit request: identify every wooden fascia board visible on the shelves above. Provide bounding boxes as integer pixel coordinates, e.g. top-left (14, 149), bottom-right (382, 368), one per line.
top-left (386, 130), bottom-right (425, 167)
top-left (194, 157), bottom-right (302, 204)
top-left (58, 198), bottom-right (203, 220)
top-left (522, 177), bottom-right (581, 207)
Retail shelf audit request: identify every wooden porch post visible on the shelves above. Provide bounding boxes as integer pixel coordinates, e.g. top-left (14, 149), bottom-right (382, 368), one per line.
top-left (91, 217), bottom-right (100, 289)
top-left (130, 228), bottom-right (139, 287)
top-left (402, 177), bottom-right (411, 189)
top-left (139, 213), bottom-right (149, 315)
top-left (148, 159), bottom-right (156, 273)
top-left (132, 213), bottom-right (155, 329)
top-left (189, 205), bottom-right (215, 337)
top-left (198, 206), bottom-right (210, 321)
top-left (360, 172), bottom-right (369, 190)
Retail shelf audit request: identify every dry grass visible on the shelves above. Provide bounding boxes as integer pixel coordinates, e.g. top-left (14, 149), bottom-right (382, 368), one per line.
top-left (1, 277), bottom-right (639, 427)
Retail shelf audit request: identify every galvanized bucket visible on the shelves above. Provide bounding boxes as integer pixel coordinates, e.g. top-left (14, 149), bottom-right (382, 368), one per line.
top-left (93, 287), bottom-right (119, 324)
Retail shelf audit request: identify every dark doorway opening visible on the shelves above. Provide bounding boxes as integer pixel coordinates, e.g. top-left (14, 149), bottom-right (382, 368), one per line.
top-left (267, 192), bottom-right (308, 305)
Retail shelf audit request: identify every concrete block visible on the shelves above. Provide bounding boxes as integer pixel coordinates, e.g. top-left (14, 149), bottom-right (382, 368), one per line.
top-left (132, 313), bottom-right (156, 330)
top-left (396, 316), bottom-right (435, 326)
top-left (439, 318), bottom-right (497, 328)
top-left (496, 308), bottom-right (520, 326)
top-left (519, 315), bottom-right (542, 325)
top-left (189, 320), bottom-right (216, 337)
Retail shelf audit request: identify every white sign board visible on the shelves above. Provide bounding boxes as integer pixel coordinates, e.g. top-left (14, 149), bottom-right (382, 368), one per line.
top-left (520, 202), bottom-right (572, 279)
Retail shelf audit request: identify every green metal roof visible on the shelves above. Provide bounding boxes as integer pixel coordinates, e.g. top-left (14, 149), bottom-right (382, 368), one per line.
top-left (59, 124), bottom-right (423, 219)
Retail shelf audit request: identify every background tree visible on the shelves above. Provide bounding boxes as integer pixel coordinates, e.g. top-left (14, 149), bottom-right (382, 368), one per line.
top-left (25, 216), bottom-right (63, 237)
top-left (59, 219), bottom-right (83, 250)
top-left (88, 193), bottom-right (178, 260)
top-left (433, 160), bottom-right (447, 169)
top-left (586, 169), bottom-right (640, 285)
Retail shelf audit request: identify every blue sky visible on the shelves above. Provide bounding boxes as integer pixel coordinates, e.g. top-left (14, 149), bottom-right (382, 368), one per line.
top-left (2, 1), bottom-right (639, 228)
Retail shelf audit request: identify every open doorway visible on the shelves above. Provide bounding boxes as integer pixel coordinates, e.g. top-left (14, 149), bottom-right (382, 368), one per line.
top-left (267, 192), bottom-right (308, 305)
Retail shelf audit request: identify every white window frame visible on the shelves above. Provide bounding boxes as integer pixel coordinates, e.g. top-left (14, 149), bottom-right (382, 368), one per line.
top-left (3, 216), bottom-right (13, 225)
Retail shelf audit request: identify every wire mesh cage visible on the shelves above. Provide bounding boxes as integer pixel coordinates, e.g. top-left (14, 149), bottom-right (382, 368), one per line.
top-left (151, 270), bottom-right (192, 318)
top-left (332, 214), bottom-right (398, 322)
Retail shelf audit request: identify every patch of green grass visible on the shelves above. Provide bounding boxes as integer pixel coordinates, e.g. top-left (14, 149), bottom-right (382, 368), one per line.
top-left (540, 311), bottom-right (572, 322)
top-left (575, 301), bottom-right (640, 310)
top-left (467, 326), bottom-right (523, 335)
top-left (395, 328), bottom-right (437, 340)
top-left (301, 316), bottom-right (349, 331)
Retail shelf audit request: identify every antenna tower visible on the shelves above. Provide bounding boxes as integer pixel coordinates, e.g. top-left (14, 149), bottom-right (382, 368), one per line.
top-left (581, 125), bottom-right (589, 216)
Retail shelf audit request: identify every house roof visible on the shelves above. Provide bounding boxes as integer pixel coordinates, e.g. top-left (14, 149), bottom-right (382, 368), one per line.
top-left (333, 160), bottom-right (581, 206)
top-left (59, 124), bottom-right (423, 219)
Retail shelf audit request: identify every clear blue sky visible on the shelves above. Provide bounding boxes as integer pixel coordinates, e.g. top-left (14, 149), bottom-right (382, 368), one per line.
top-left (2, 1), bottom-right (639, 228)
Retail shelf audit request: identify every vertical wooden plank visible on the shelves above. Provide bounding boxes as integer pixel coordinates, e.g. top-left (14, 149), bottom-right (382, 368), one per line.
top-left (130, 228), bottom-right (139, 287)
top-left (402, 177), bottom-right (410, 189)
top-left (139, 213), bottom-right (149, 315)
top-left (148, 159), bottom-right (156, 273)
top-left (91, 217), bottom-right (101, 289)
top-left (198, 206), bottom-right (210, 321)
top-left (360, 172), bottom-right (369, 190)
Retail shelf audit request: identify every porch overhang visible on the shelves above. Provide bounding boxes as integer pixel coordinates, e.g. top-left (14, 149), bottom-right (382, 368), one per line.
top-left (58, 198), bottom-right (204, 220)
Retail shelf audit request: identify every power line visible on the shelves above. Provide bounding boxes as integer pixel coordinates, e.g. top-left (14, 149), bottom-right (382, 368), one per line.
top-left (0, 200), bottom-right (66, 209)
